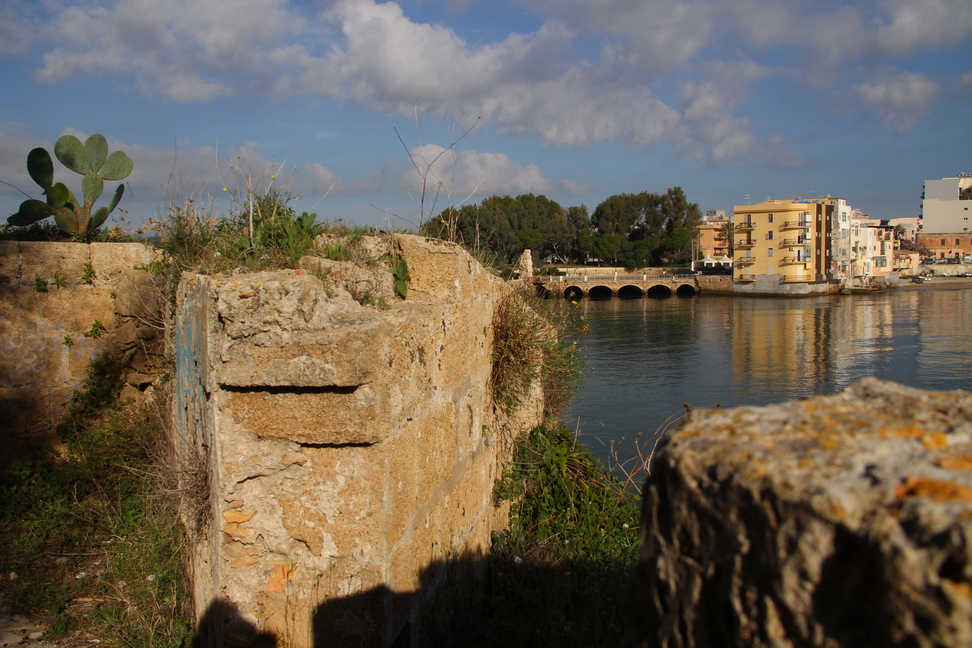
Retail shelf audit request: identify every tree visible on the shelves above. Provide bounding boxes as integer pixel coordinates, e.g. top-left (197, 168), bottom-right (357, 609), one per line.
top-left (594, 233), bottom-right (623, 266)
top-left (719, 221), bottom-right (736, 258)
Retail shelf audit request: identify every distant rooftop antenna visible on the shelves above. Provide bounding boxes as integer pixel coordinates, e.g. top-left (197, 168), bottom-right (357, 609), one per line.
top-left (744, 194), bottom-right (750, 204)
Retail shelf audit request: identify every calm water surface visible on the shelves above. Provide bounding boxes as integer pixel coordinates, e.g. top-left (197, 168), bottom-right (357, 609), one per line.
top-left (564, 284), bottom-right (972, 467)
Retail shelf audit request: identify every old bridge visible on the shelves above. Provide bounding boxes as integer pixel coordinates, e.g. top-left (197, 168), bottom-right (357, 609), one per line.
top-left (537, 273), bottom-right (701, 299)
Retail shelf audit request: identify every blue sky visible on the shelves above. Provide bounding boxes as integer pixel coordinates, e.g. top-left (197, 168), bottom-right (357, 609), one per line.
top-left (1, 0), bottom-right (970, 230)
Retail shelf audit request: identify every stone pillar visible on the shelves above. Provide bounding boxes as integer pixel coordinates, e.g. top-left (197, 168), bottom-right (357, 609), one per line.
top-left (516, 249), bottom-right (533, 278)
top-left (175, 235), bottom-right (543, 647)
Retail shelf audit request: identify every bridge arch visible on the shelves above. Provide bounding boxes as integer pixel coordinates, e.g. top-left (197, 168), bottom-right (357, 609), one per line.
top-left (646, 284), bottom-right (673, 298)
top-left (588, 285), bottom-right (613, 300)
top-left (617, 285), bottom-right (644, 299)
top-left (676, 283), bottom-right (698, 296)
top-left (563, 285), bottom-right (584, 300)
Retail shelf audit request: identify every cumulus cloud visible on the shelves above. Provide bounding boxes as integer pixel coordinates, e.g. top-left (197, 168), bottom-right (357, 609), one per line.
top-left (401, 143), bottom-right (552, 204)
top-left (5, 0), bottom-right (967, 163)
top-left (849, 70), bottom-right (942, 132)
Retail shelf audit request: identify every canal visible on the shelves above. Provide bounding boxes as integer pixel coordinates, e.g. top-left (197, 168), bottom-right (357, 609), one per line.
top-left (563, 281), bottom-right (972, 480)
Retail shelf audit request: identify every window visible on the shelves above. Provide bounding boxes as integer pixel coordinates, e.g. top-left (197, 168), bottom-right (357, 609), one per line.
top-left (957, 239), bottom-right (961, 246)
top-left (941, 239), bottom-right (947, 245)
top-left (767, 231), bottom-right (774, 240)
top-left (768, 248), bottom-right (774, 257)
top-left (768, 214), bottom-right (774, 223)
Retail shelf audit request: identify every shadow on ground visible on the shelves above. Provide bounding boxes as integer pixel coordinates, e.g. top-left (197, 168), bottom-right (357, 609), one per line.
top-left (192, 544), bottom-right (635, 648)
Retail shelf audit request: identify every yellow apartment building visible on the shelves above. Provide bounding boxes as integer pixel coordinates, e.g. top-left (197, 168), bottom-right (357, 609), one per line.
top-left (696, 218), bottom-right (731, 259)
top-left (732, 200), bottom-right (835, 283)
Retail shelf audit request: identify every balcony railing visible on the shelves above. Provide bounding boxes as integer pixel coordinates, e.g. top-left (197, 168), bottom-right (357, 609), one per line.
top-left (736, 239), bottom-right (755, 248)
top-left (735, 256), bottom-right (756, 266)
top-left (780, 238), bottom-right (807, 246)
top-left (736, 221), bottom-right (755, 231)
top-left (782, 220), bottom-right (811, 230)
top-left (779, 256), bottom-right (809, 265)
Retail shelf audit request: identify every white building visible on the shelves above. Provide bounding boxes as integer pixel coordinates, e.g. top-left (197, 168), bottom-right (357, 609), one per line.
top-left (922, 174), bottom-right (972, 233)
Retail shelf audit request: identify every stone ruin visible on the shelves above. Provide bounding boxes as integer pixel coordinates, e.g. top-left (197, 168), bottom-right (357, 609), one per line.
top-left (624, 378), bottom-right (972, 648)
top-left (0, 241), bottom-right (161, 465)
top-left (174, 235), bottom-right (542, 647)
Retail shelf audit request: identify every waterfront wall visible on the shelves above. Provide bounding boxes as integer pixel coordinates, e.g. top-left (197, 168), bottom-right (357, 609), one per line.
top-left (730, 273), bottom-right (843, 296)
top-left (176, 234), bottom-right (542, 648)
top-left (0, 241), bottom-right (160, 465)
top-left (624, 378), bottom-right (972, 647)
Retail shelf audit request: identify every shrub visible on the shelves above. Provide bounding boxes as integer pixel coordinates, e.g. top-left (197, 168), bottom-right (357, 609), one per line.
top-left (490, 289), bottom-right (584, 419)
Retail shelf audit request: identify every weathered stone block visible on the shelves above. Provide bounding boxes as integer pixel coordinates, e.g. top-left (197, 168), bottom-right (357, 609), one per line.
top-left (89, 242), bottom-right (155, 279)
top-left (175, 235), bottom-right (545, 648)
top-left (18, 242), bottom-right (89, 285)
top-left (0, 240), bottom-right (20, 279)
top-left (624, 378), bottom-right (972, 648)
top-left (114, 270), bottom-right (161, 319)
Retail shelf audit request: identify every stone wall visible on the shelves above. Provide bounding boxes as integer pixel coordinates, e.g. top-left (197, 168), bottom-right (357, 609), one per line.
top-left (695, 275), bottom-right (733, 294)
top-left (624, 379), bottom-right (972, 648)
top-left (0, 241), bottom-right (160, 465)
top-left (175, 234), bottom-right (542, 648)
top-left (730, 273), bottom-right (843, 296)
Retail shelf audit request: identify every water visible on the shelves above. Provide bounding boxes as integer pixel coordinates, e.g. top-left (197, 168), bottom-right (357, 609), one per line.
top-left (564, 284), bottom-right (972, 469)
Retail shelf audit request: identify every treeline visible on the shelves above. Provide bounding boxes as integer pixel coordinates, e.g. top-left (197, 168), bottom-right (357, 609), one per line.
top-left (420, 187), bottom-right (701, 269)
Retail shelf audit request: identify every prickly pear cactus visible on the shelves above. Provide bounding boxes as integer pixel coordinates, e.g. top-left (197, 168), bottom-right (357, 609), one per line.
top-left (7, 133), bottom-right (133, 239)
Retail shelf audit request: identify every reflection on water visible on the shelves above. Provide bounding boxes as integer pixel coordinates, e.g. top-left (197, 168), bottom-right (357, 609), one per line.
top-left (565, 286), bottom-right (972, 466)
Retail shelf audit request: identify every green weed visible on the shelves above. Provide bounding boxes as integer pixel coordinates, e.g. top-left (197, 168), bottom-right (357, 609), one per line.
top-left (443, 424), bottom-right (640, 647)
top-left (82, 263), bottom-right (95, 284)
top-left (389, 258), bottom-right (410, 299)
top-left (34, 277), bottom-right (47, 292)
top-left (82, 319), bottom-right (106, 339)
top-left (490, 290), bottom-right (584, 419)
top-left (0, 353), bottom-right (192, 646)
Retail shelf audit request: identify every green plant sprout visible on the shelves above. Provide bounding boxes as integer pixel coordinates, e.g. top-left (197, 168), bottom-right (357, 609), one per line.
top-left (82, 320), bottom-right (106, 339)
top-left (54, 274), bottom-right (67, 287)
top-left (7, 134), bottom-right (133, 239)
top-left (389, 258), bottom-right (410, 299)
top-left (35, 277), bottom-right (48, 292)
top-left (63, 335), bottom-right (74, 347)
top-left (82, 263), bottom-right (95, 284)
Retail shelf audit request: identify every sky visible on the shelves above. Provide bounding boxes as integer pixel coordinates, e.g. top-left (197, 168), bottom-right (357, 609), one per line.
top-left (1, 0), bottom-right (970, 231)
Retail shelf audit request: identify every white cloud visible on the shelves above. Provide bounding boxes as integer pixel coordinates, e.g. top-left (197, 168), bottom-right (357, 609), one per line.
top-left (401, 143), bottom-right (552, 203)
top-left (874, 0), bottom-right (972, 55)
top-left (561, 179), bottom-right (593, 195)
top-left (849, 70), bottom-right (941, 131)
top-left (8, 0), bottom-right (969, 163)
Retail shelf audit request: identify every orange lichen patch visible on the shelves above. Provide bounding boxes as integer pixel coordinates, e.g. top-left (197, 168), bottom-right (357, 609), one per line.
top-left (921, 433), bottom-right (949, 450)
top-left (895, 476), bottom-right (972, 504)
top-left (223, 509), bottom-right (257, 524)
top-left (878, 425), bottom-right (928, 440)
top-left (935, 455), bottom-right (972, 470)
top-left (267, 564), bottom-right (300, 593)
top-left (942, 580), bottom-right (972, 600)
top-left (231, 557), bottom-right (260, 569)
top-left (798, 459), bottom-right (813, 468)
top-left (818, 437), bottom-right (839, 452)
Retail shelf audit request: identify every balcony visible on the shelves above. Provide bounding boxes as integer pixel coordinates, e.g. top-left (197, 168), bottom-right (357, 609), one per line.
top-left (736, 239), bottom-right (755, 248)
top-left (779, 256), bottom-right (809, 265)
top-left (736, 220), bottom-right (756, 231)
top-left (735, 256), bottom-right (756, 266)
top-left (782, 220), bottom-right (811, 230)
top-left (780, 238), bottom-right (807, 246)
